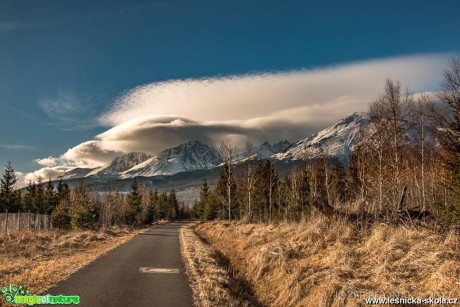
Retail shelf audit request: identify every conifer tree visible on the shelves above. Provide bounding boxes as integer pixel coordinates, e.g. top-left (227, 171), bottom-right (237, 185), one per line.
top-left (205, 192), bottom-right (220, 221)
top-left (157, 192), bottom-right (168, 219)
top-left (44, 179), bottom-right (58, 214)
top-left (143, 189), bottom-right (158, 224)
top-left (196, 179), bottom-right (212, 221)
top-left (168, 190), bottom-right (179, 220)
top-left (0, 161), bottom-right (19, 212)
top-left (51, 200), bottom-right (71, 229)
top-left (35, 177), bottom-right (46, 214)
top-left (71, 183), bottom-right (98, 229)
top-left (22, 181), bottom-right (37, 213)
top-left (56, 179), bottom-right (71, 204)
top-left (124, 180), bottom-right (142, 225)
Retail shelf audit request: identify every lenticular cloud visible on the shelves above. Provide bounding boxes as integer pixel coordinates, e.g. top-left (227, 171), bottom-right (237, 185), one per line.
top-left (101, 53), bottom-right (449, 127)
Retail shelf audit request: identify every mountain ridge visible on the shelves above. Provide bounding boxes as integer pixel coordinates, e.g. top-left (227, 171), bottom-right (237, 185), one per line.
top-left (61, 112), bottom-right (368, 182)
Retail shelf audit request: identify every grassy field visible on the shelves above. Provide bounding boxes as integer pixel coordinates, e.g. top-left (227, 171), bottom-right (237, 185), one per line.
top-left (191, 217), bottom-right (460, 306)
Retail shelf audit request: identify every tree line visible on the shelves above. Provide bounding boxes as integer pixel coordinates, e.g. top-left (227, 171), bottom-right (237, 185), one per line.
top-left (0, 167), bottom-right (190, 229)
top-left (195, 58), bottom-right (460, 227)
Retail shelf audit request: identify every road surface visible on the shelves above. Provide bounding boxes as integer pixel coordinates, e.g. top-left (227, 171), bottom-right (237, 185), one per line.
top-left (46, 222), bottom-right (194, 307)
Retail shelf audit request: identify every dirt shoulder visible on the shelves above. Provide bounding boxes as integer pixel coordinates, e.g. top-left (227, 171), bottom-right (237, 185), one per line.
top-left (195, 218), bottom-right (460, 307)
top-left (180, 223), bottom-right (260, 307)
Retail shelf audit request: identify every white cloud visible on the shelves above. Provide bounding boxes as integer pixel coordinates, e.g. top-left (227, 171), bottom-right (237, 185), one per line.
top-left (101, 54), bottom-right (450, 126)
top-left (61, 140), bottom-right (124, 167)
top-left (25, 53), bottom-right (454, 181)
top-left (34, 156), bottom-right (59, 167)
top-left (23, 166), bottom-right (73, 184)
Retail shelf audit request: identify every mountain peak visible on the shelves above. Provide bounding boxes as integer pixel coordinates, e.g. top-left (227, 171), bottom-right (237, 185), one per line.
top-left (87, 152), bottom-right (152, 177)
top-left (275, 113), bottom-right (369, 162)
top-left (122, 141), bottom-right (220, 177)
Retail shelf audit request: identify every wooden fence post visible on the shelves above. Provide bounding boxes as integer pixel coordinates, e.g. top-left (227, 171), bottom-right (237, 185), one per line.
top-left (28, 211), bottom-right (31, 231)
top-left (4, 209), bottom-right (8, 233)
top-left (18, 211), bottom-right (21, 232)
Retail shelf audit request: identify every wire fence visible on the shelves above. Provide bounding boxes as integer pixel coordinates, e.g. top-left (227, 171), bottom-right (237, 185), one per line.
top-left (0, 211), bottom-right (52, 233)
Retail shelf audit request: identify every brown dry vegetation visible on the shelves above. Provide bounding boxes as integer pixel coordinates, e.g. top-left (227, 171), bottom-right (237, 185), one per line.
top-left (196, 218), bottom-right (460, 306)
top-left (0, 226), bottom-right (146, 299)
top-left (180, 224), bottom-right (260, 307)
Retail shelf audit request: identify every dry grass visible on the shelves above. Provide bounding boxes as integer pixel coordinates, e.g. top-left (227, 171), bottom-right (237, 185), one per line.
top-left (180, 223), bottom-right (260, 307)
top-left (196, 217), bottom-right (460, 306)
top-left (0, 226), bottom-right (146, 298)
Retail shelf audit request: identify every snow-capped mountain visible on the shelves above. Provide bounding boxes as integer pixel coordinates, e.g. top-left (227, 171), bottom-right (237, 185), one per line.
top-left (275, 112), bottom-right (369, 162)
top-left (52, 113), bottom-right (371, 202)
top-left (58, 114), bottom-right (368, 183)
top-left (122, 141), bottom-right (220, 177)
top-left (87, 152), bottom-right (152, 177)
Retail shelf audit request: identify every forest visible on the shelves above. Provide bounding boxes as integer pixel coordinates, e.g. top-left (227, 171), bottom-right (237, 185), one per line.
top-left (195, 58), bottom-right (460, 228)
top-left (0, 170), bottom-right (189, 229)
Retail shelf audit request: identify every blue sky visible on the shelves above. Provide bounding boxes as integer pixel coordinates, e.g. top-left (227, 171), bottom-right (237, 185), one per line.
top-left (1, 0), bottom-right (459, 182)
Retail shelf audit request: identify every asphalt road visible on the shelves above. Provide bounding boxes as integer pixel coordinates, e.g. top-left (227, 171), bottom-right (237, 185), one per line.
top-left (46, 222), bottom-right (194, 307)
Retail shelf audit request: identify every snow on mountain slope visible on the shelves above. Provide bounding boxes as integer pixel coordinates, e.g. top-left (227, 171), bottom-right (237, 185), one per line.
top-left (121, 141), bottom-right (220, 177)
top-left (60, 167), bottom-right (97, 180)
top-left (275, 112), bottom-right (369, 162)
top-left (87, 152), bottom-right (152, 177)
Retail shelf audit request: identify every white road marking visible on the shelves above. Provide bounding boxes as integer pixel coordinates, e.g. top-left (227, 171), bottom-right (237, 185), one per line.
top-left (139, 267), bottom-right (180, 274)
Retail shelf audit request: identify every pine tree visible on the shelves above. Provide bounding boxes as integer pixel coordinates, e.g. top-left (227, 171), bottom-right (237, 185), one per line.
top-left (22, 181), bottom-right (37, 213)
top-left (157, 192), bottom-right (168, 220)
top-left (205, 192), bottom-right (220, 221)
top-left (253, 160), bottom-right (279, 222)
top-left (44, 179), bottom-right (58, 214)
top-left (51, 200), bottom-right (71, 229)
top-left (35, 177), bottom-right (46, 214)
top-left (196, 180), bottom-right (211, 221)
top-left (0, 161), bottom-right (19, 212)
top-left (71, 183), bottom-right (98, 229)
top-left (143, 189), bottom-right (158, 225)
top-left (56, 179), bottom-right (70, 204)
top-left (22, 177), bottom-right (46, 213)
top-left (124, 180), bottom-right (142, 225)
top-left (167, 190), bottom-right (179, 220)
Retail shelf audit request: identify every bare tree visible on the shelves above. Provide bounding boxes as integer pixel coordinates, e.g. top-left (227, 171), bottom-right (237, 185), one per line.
top-left (432, 58), bottom-right (460, 222)
top-left (218, 137), bottom-right (238, 221)
top-left (369, 78), bottom-right (412, 211)
top-left (244, 139), bottom-right (257, 221)
top-left (410, 93), bottom-right (434, 212)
